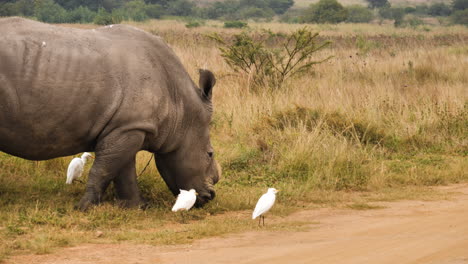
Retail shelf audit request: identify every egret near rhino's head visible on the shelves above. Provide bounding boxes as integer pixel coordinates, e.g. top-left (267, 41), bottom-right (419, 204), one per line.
top-left (155, 69), bottom-right (221, 207)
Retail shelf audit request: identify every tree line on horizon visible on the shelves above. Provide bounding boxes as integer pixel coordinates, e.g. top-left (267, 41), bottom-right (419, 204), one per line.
top-left (0, 0), bottom-right (466, 26)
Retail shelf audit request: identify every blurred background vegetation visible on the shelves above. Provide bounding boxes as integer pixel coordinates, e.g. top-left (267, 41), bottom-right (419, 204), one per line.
top-left (0, 0), bottom-right (467, 26)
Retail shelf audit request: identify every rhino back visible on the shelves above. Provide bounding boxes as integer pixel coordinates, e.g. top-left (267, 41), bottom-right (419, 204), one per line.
top-left (0, 18), bottom-right (187, 159)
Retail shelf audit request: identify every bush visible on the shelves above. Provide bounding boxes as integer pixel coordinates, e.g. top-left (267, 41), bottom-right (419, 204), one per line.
top-left (414, 4), bottom-right (429, 15)
top-left (167, 0), bottom-right (195, 16)
top-left (268, 0), bottom-right (294, 14)
top-left (302, 0), bottom-right (348, 24)
top-left (185, 20), bottom-right (202, 28)
top-left (68, 6), bottom-right (96, 23)
top-left (452, 0), bottom-right (468, 11)
top-left (366, 0), bottom-right (389, 9)
top-left (428, 3), bottom-right (452, 16)
top-left (201, 0), bottom-right (240, 19)
top-left (34, 0), bottom-right (67, 23)
top-left (451, 9), bottom-right (468, 25)
top-left (93, 8), bottom-right (121, 25)
top-left (379, 7), bottom-right (405, 26)
top-left (405, 15), bottom-right (424, 27)
top-left (346, 5), bottom-right (374, 23)
top-left (404, 6), bottom-right (416, 14)
top-left (239, 6), bottom-right (275, 19)
top-left (145, 3), bottom-right (163, 18)
top-left (13, 0), bottom-right (35, 16)
top-left (118, 0), bottom-right (148, 21)
top-left (224, 20), bottom-right (248, 28)
top-left (209, 28), bottom-right (331, 90)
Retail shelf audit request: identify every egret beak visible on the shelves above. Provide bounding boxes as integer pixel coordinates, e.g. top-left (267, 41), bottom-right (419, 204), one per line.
top-left (195, 192), bottom-right (199, 196)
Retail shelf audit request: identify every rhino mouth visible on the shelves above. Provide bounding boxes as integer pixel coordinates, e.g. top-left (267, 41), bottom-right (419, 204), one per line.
top-left (195, 186), bottom-right (216, 207)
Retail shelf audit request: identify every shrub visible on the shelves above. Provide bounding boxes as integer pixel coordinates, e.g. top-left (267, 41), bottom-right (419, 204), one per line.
top-left (428, 3), bottom-right (452, 16)
top-left (145, 3), bottom-right (163, 19)
top-left (209, 28), bottom-right (331, 90)
top-left (365, 0), bottom-right (389, 9)
top-left (379, 7), bottom-right (405, 26)
top-left (404, 6), bottom-right (416, 14)
top-left (239, 6), bottom-right (275, 19)
top-left (302, 0), bottom-right (348, 24)
top-left (451, 9), bottom-right (468, 25)
top-left (224, 21), bottom-right (248, 28)
top-left (118, 0), bottom-right (148, 21)
top-left (93, 8), bottom-right (121, 25)
top-left (68, 6), bottom-right (96, 23)
top-left (452, 0), bottom-right (468, 11)
top-left (167, 0), bottom-right (195, 16)
top-left (268, 0), bottom-right (294, 14)
top-left (13, 0), bottom-right (35, 16)
top-left (34, 0), bottom-right (67, 23)
top-left (412, 4), bottom-right (428, 15)
top-left (201, 0), bottom-right (240, 19)
top-left (185, 20), bottom-right (202, 28)
top-left (405, 15), bottom-right (424, 27)
top-left (346, 5), bottom-right (374, 23)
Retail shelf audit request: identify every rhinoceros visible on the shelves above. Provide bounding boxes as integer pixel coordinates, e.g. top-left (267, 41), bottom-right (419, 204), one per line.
top-left (0, 17), bottom-right (220, 210)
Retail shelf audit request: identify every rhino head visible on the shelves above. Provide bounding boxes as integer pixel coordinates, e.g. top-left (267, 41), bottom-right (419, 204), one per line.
top-left (155, 69), bottom-right (220, 207)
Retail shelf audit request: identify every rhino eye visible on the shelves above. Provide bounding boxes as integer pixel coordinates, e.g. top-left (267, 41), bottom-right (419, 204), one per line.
top-left (207, 151), bottom-right (214, 158)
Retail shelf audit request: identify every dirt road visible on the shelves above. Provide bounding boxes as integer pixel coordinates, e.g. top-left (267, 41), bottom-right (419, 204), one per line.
top-left (7, 184), bottom-right (468, 264)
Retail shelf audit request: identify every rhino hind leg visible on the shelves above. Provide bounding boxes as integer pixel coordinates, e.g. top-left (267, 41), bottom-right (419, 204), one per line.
top-left (113, 158), bottom-right (145, 209)
top-left (75, 131), bottom-right (145, 211)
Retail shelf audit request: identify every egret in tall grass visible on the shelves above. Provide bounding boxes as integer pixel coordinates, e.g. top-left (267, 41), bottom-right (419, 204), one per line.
top-left (66, 152), bottom-right (93, 184)
top-left (252, 188), bottom-right (279, 226)
top-left (172, 189), bottom-right (198, 212)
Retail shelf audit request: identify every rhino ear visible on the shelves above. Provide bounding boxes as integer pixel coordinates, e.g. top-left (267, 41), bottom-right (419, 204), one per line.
top-left (199, 69), bottom-right (216, 100)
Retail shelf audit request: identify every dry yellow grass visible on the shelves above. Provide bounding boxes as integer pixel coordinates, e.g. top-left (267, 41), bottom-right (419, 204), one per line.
top-left (1, 20), bottom-right (467, 261)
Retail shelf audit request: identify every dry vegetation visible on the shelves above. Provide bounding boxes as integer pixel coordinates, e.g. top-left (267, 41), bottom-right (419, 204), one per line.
top-left (0, 20), bottom-right (467, 261)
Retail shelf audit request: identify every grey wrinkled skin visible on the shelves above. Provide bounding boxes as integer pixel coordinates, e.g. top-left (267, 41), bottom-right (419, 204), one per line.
top-left (0, 17), bottom-right (220, 210)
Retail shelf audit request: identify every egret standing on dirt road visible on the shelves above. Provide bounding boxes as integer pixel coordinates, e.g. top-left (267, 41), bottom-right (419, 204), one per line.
top-left (252, 188), bottom-right (279, 226)
top-left (66, 152), bottom-right (93, 184)
top-left (172, 189), bottom-right (198, 212)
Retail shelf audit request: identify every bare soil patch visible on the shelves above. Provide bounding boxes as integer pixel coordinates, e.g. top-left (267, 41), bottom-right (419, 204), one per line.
top-left (7, 184), bottom-right (468, 264)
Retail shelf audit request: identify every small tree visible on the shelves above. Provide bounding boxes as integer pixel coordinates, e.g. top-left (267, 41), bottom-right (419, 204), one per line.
top-left (428, 3), bottom-right (452, 16)
top-left (93, 8), bottom-right (121, 25)
top-left (346, 5), bottom-right (374, 22)
top-left (34, 0), bottom-right (67, 23)
top-left (68, 6), bottom-right (97, 23)
top-left (268, 0), bottom-right (295, 14)
top-left (365, 0), bottom-right (389, 9)
top-left (302, 0), bottom-right (348, 24)
top-left (452, 0), bottom-right (468, 11)
top-left (167, 0), bottom-right (195, 16)
top-left (119, 0), bottom-right (148, 21)
top-left (450, 9), bottom-right (468, 25)
top-left (209, 28), bottom-right (331, 90)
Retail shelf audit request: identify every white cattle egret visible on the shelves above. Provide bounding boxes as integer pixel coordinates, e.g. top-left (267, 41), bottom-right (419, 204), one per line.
top-left (252, 188), bottom-right (279, 226)
top-left (172, 189), bottom-right (198, 212)
top-left (66, 152), bottom-right (93, 184)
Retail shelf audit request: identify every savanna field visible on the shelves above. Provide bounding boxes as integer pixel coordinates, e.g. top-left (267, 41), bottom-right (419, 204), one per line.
top-left (0, 20), bottom-right (467, 261)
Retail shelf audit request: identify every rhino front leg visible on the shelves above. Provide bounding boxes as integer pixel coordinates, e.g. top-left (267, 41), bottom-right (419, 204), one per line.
top-left (76, 131), bottom-right (145, 211)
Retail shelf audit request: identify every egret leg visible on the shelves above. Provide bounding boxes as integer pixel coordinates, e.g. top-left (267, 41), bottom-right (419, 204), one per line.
top-left (76, 131), bottom-right (145, 211)
top-left (258, 216), bottom-right (261, 226)
top-left (262, 215), bottom-right (265, 226)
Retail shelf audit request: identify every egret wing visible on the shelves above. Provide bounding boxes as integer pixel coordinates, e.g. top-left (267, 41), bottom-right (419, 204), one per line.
top-left (252, 193), bottom-right (275, 219)
top-left (66, 158), bottom-right (83, 184)
top-left (172, 192), bottom-right (196, 212)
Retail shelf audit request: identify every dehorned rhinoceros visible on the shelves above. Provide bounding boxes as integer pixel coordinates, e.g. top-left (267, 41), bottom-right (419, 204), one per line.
top-left (0, 17), bottom-right (220, 210)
